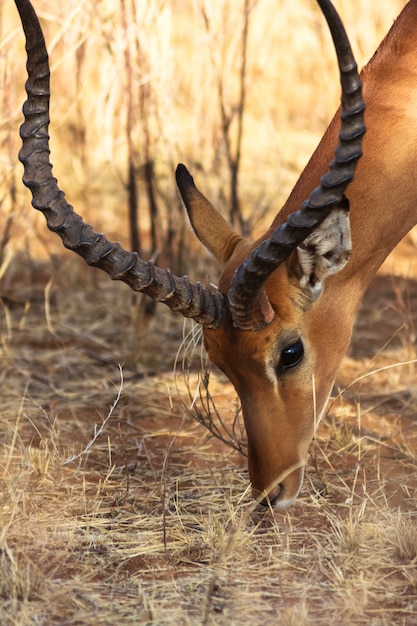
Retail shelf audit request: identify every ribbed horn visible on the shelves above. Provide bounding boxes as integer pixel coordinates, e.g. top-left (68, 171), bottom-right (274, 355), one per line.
top-left (228, 0), bottom-right (365, 331)
top-left (14, 0), bottom-right (224, 329)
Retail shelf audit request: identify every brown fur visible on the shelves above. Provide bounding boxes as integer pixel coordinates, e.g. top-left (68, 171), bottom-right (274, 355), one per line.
top-left (187, 1), bottom-right (417, 507)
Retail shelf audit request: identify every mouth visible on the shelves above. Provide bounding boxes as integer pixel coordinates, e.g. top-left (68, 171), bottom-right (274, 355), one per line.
top-left (254, 466), bottom-right (305, 510)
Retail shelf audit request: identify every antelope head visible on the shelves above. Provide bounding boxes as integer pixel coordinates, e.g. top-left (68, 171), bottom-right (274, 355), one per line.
top-left (15, 0), bottom-right (364, 509)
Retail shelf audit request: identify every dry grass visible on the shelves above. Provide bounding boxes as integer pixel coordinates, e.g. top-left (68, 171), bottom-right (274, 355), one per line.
top-left (1, 1), bottom-right (417, 624)
top-left (0, 0), bottom-right (408, 261)
top-left (0, 254), bottom-right (417, 625)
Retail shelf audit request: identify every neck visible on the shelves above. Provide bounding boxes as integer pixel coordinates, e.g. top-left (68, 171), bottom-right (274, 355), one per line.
top-left (273, 0), bottom-right (417, 299)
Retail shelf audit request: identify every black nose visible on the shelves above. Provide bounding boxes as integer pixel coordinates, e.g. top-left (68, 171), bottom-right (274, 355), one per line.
top-left (257, 483), bottom-right (283, 508)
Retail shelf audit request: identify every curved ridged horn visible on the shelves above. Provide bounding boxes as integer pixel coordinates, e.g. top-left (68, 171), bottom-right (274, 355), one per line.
top-left (228, 0), bottom-right (366, 330)
top-left (15, 0), bottom-right (225, 329)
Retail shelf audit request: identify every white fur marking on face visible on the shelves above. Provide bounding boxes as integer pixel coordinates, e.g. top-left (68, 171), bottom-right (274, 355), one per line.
top-left (266, 362), bottom-right (278, 388)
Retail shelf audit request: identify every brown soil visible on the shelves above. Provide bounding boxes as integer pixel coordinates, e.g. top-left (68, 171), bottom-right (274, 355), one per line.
top-left (1, 236), bottom-right (417, 625)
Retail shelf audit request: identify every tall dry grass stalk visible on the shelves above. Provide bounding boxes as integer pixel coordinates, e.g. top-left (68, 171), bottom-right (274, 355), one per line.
top-left (0, 0), bottom-right (407, 269)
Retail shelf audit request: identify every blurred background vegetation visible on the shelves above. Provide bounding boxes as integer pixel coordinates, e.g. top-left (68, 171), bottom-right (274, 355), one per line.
top-left (0, 0), bottom-right (407, 286)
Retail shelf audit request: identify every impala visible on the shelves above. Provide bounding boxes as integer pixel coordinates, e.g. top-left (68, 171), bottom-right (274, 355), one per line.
top-left (14, 0), bottom-right (416, 509)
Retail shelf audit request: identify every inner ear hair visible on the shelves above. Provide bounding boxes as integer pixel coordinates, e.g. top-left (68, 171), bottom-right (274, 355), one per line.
top-left (295, 200), bottom-right (352, 302)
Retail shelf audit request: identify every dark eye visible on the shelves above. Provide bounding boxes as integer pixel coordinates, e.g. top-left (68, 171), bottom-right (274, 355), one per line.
top-left (277, 339), bottom-right (304, 373)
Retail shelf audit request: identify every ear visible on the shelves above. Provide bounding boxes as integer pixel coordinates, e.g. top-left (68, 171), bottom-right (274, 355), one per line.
top-left (176, 164), bottom-right (244, 266)
top-left (296, 204), bottom-right (352, 301)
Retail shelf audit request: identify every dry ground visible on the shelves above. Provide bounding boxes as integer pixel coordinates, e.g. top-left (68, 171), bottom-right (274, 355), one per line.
top-left (1, 238), bottom-right (417, 625)
top-left (1, 1), bottom-right (417, 624)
